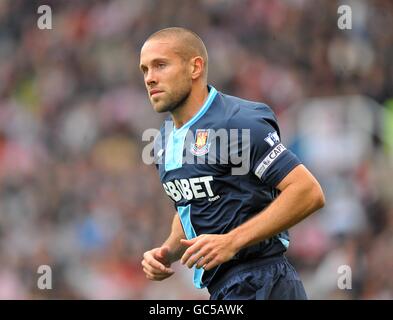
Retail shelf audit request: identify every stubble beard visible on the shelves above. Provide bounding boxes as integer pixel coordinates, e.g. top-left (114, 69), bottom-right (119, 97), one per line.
top-left (153, 84), bottom-right (192, 114)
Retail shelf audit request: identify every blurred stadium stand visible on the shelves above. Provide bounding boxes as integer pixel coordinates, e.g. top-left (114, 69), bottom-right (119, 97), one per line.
top-left (0, 0), bottom-right (392, 299)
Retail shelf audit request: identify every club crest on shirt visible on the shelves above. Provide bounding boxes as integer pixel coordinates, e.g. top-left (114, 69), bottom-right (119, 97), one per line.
top-left (190, 129), bottom-right (210, 156)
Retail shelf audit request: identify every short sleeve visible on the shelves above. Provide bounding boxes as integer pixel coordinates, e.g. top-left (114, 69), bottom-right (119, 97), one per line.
top-left (229, 108), bottom-right (301, 188)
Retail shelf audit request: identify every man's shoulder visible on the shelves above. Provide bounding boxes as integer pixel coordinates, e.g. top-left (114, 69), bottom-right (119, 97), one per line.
top-left (219, 91), bottom-right (271, 110)
top-left (217, 91), bottom-right (278, 129)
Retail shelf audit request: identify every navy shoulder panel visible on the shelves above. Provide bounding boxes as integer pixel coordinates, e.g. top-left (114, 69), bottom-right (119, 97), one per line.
top-left (217, 93), bottom-right (280, 136)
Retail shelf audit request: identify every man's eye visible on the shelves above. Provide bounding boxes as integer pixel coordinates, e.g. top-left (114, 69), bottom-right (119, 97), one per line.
top-left (158, 63), bottom-right (166, 68)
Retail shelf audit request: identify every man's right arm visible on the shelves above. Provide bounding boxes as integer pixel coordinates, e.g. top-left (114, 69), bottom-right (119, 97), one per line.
top-left (162, 213), bottom-right (187, 263)
top-left (142, 213), bottom-right (186, 281)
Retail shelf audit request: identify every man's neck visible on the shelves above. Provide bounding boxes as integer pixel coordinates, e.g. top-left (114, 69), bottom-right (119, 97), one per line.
top-left (171, 84), bottom-right (209, 129)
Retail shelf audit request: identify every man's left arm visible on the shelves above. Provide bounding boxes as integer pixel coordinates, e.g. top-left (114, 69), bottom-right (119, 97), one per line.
top-left (180, 164), bottom-right (325, 270)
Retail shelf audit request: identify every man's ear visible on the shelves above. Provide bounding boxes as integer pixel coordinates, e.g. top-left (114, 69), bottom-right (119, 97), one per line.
top-left (190, 56), bottom-right (204, 80)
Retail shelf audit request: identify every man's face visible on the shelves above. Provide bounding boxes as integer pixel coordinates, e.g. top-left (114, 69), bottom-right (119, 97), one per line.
top-left (139, 38), bottom-right (192, 113)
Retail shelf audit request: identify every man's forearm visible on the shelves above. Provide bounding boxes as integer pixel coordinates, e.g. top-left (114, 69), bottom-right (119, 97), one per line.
top-left (229, 173), bottom-right (325, 252)
top-left (162, 214), bottom-right (187, 263)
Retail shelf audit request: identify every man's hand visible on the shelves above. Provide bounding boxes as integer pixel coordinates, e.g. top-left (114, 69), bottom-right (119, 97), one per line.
top-left (180, 234), bottom-right (237, 271)
top-left (142, 246), bottom-right (175, 281)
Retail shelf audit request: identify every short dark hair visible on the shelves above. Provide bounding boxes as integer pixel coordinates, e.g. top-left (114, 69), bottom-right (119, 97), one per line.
top-left (145, 27), bottom-right (208, 81)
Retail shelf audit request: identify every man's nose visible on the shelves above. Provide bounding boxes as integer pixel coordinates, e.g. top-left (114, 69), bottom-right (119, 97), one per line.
top-left (145, 69), bottom-right (157, 86)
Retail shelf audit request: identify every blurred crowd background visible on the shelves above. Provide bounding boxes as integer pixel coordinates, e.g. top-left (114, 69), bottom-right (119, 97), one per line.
top-left (0, 0), bottom-right (392, 299)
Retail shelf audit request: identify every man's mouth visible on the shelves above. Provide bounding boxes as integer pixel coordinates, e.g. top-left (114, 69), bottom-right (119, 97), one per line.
top-left (150, 89), bottom-right (163, 96)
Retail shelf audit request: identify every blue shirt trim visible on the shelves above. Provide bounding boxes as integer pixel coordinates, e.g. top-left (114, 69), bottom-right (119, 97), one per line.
top-left (165, 86), bottom-right (217, 172)
top-left (278, 237), bottom-right (289, 249)
top-left (177, 205), bottom-right (205, 289)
